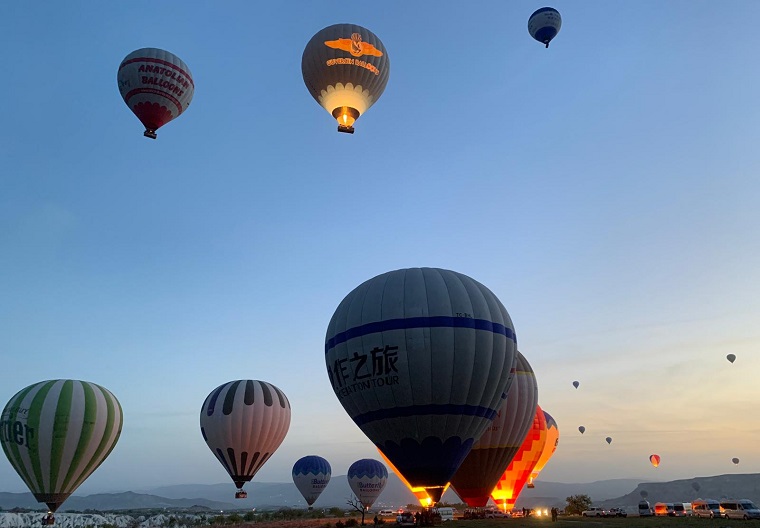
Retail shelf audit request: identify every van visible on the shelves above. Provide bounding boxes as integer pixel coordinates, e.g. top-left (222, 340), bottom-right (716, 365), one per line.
top-left (720, 499), bottom-right (760, 520)
top-left (672, 503), bottom-right (688, 517)
top-left (638, 501), bottom-right (653, 517)
top-left (436, 508), bottom-right (455, 521)
top-left (692, 499), bottom-right (721, 519)
top-left (377, 510), bottom-right (396, 517)
top-left (654, 502), bottom-right (674, 516)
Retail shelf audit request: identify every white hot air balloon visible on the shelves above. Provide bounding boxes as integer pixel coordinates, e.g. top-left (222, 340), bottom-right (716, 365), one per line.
top-left (347, 459), bottom-right (388, 510)
top-left (292, 455), bottom-right (331, 508)
top-left (200, 380), bottom-right (291, 498)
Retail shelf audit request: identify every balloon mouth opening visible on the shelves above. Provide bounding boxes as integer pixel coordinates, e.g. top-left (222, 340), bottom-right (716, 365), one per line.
top-left (143, 128), bottom-right (157, 139)
top-left (332, 106), bottom-right (359, 133)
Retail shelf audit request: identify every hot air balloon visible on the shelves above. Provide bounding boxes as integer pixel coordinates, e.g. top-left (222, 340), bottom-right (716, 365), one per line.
top-left (200, 380), bottom-right (291, 499)
top-left (732, 457), bottom-right (740, 465)
top-left (606, 437), bottom-right (612, 445)
top-left (347, 459), bottom-right (388, 510)
top-left (527, 409), bottom-right (559, 488)
top-left (578, 426), bottom-right (585, 434)
top-left (491, 406), bottom-right (548, 512)
top-left (572, 381), bottom-right (579, 389)
top-left (302, 24), bottom-right (390, 134)
top-left (528, 7), bottom-right (562, 48)
top-left (649, 454), bottom-right (660, 468)
top-left (117, 48), bottom-right (194, 139)
top-left (325, 267), bottom-right (517, 504)
top-left (727, 354), bottom-right (736, 363)
top-left (1, 380), bottom-right (123, 524)
top-left (640, 490), bottom-right (649, 498)
top-left (691, 481), bottom-right (701, 492)
top-left (450, 352), bottom-right (538, 507)
top-left (293, 455), bottom-right (331, 509)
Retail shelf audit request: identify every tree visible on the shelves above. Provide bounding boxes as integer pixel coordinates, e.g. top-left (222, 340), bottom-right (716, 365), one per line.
top-left (346, 496), bottom-right (368, 525)
top-left (565, 494), bottom-right (592, 515)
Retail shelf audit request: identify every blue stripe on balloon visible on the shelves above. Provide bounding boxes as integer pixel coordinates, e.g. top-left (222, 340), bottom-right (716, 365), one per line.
top-left (535, 27), bottom-right (558, 42)
top-left (351, 403), bottom-right (497, 427)
top-left (325, 316), bottom-right (515, 354)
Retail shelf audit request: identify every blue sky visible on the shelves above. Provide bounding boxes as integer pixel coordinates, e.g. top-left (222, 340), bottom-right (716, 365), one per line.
top-left (2, 1), bottom-right (760, 495)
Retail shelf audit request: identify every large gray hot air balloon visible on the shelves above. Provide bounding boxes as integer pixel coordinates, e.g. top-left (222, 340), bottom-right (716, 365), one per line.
top-left (302, 23), bottom-right (390, 133)
top-left (117, 48), bottom-right (194, 139)
top-left (449, 351), bottom-right (537, 507)
top-left (325, 267), bottom-right (517, 504)
top-left (200, 380), bottom-right (291, 499)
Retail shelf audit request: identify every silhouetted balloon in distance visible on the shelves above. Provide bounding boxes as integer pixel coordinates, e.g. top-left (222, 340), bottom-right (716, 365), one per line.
top-left (302, 23), bottom-right (390, 134)
top-left (578, 426), bottom-right (585, 434)
top-left (200, 380), bottom-right (291, 499)
top-left (606, 437), bottom-right (612, 445)
top-left (692, 481), bottom-right (701, 492)
top-left (325, 267), bottom-right (517, 504)
top-left (732, 457), bottom-right (740, 465)
top-left (117, 48), bottom-right (194, 138)
top-left (528, 7), bottom-right (562, 48)
top-left (727, 354), bottom-right (736, 363)
top-left (572, 381), bottom-right (579, 389)
top-left (640, 490), bottom-right (648, 498)
top-left (1, 380), bottom-right (123, 518)
top-left (293, 455), bottom-right (331, 508)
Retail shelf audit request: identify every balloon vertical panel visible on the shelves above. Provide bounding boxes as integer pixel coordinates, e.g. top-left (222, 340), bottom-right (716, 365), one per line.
top-left (325, 267), bottom-right (517, 500)
top-left (1, 380), bottom-right (122, 512)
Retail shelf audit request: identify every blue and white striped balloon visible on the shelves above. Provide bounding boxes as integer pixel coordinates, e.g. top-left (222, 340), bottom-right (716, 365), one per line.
top-left (292, 455), bottom-right (331, 507)
top-left (347, 458), bottom-right (388, 509)
top-left (528, 7), bottom-right (562, 48)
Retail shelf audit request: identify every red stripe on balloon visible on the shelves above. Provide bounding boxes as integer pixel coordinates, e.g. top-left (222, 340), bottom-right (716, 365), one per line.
top-left (124, 88), bottom-right (183, 116)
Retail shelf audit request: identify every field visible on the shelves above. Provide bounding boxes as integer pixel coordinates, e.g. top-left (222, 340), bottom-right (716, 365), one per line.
top-left (233, 518), bottom-right (755, 528)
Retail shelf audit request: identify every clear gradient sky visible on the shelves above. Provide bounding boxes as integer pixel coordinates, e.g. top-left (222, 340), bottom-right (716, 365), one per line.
top-left (2, 1), bottom-right (760, 494)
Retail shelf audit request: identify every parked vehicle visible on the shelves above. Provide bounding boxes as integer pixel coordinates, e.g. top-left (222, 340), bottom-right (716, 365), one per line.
top-left (692, 499), bottom-right (721, 519)
top-left (436, 508), bottom-right (455, 521)
top-left (672, 503), bottom-right (690, 517)
top-left (654, 502), bottom-right (675, 516)
top-left (582, 507), bottom-right (609, 517)
top-left (638, 500), bottom-right (653, 517)
top-left (609, 508), bottom-right (627, 517)
top-left (378, 510), bottom-right (396, 517)
top-left (720, 499), bottom-right (760, 520)
top-left (484, 508), bottom-right (509, 518)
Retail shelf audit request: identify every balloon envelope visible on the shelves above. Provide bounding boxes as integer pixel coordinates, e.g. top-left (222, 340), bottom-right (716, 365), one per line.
top-left (450, 352), bottom-right (538, 507)
top-left (606, 437), bottom-right (612, 444)
top-left (732, 457), bottom-right (740, 465)
top-left (292, 455), bottom-right (331, 507)
top-left (200, 380), bottom-right (291, 496)
top-left (302, 23), bottom-right (390, 133)
top-left (727, 354), bottom-right (736, 363)
top-left (347, 458), bottom-right (388, 509)
top-left (325, 267), bottom-right (517, 503)
top-left (649, 454), bottom-right (660, 468)
top-left (527, 410), bottom-right (559, 488)
top-left (117, 48), bottom-right (194, 138)
top-left (0, 380), bottom-right (123, 513)
top-left (528, 7), bottom-right (562, 48)
top-left (572, 381), bottom-right (579, 389)
top-left (578, 426), bottom-right (585, 434)
top-left (491, 406), bottom-right (548, 512)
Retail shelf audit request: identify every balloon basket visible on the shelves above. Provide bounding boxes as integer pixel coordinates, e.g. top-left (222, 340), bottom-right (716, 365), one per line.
top-left (143, 129), bottom-right (157, 139)
top-left (42, 514), bottom-right (55, 526)
top-left (235, 490), bottom-right (248, 499)
top-left (337, 125), bottom-right (355, 134)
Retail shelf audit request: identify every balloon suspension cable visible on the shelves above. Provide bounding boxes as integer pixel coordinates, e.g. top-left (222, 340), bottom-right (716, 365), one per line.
top-left (143, 129), bottom-right (158, 139)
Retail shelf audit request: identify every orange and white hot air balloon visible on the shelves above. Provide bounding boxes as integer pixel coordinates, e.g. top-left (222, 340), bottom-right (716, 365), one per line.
top-left (649, 454), bottom-right (660, 468)
top-left (526, 409), bottom-right (558, 488)
top-left (449, 352), bottom-right (538, 507)
top-left (117, 48), bottom-right (194, 139)
top-left (490, 406), bottom-right (548, 512)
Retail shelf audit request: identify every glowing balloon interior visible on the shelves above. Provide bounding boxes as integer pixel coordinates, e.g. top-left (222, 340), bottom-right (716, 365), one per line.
top-left (325, 267), bottom-right (518, 504)
top-left (0, 379), bottom-right (123, 520)
top-left (117, 48), bottom-right (194, 139)
top-left (200, 380), bottom-right (291, 498)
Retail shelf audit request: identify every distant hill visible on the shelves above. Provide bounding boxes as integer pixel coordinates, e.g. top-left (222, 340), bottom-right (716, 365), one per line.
top-left (0, 491), bottom-right (232, 512)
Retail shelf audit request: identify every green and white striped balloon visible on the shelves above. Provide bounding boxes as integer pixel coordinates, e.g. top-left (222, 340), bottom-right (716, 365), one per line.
top-left (0, 380), bottom-right (123, 512)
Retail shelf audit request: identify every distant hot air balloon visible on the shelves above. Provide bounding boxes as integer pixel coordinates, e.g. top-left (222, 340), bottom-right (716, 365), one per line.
top-left (528, 7), bottom-right (562, 48)
top-left (640, 490), bottom-right (649, 498)
top-left (649, 454), bottom-right (660, 468)
top-left (293, 455), bottom-right (331, 508)
top-left (450, 352), bottom-right (538, 507)
top-left (691, 481), bottom-right (701, 492)
top-left (606, 437), bottom-right (612, 445)
top-left (572, 381), bottom-right (579, 389)
top-left (527, 410), bottom-right (559, 488)
top-left (117, 48), bottom-right (194, 139)
top-left (347, 459), bottom-right (388, 510)
top-left (325, 267), bottom-right (518, 504)
top-left (302, 23), bottom-right (390, 134)
top-left (491, 406), bottom-right (549, 512)
top-left (1, 380), bottom-right (123, 524)
top-left (732, 457), bottom-right (740, 465)
top-left (727, 354), bottom-right (736, 364)
top-left (200, 380), bottom-right (291, 499)
top-left (578, 426), bottom-right (585, 434)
